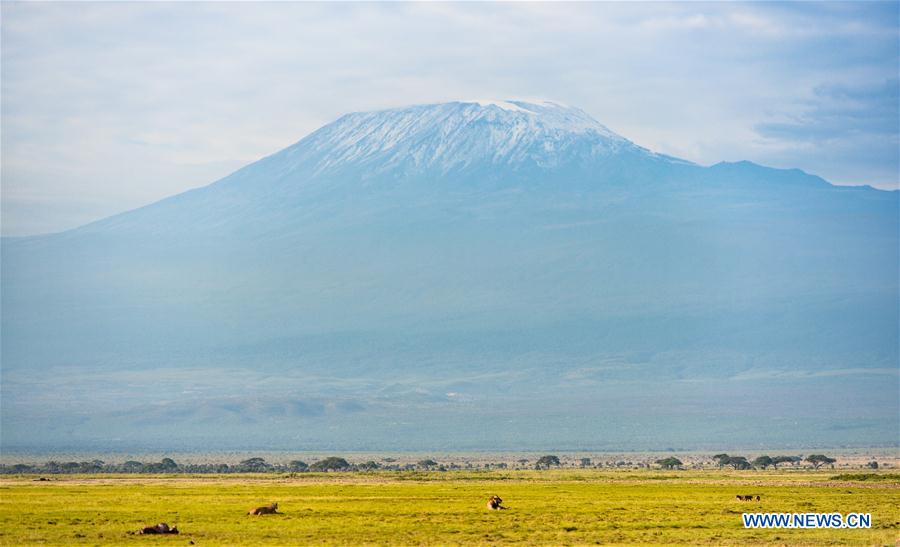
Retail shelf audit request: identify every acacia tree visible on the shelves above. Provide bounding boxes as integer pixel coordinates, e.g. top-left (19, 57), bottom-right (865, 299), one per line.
top-left (752, 456), bottom-right (774, 469)
top-left (655, 457), bottom-right (683, 469)
top-left (310, 457), bottom-right (351, 472)
top-left (288, 460), bottom-right (309, 472)
top-left (160, 458), bottom-right (178, 470)
top-left (358, 461), bottom-right (381, 471)
top-left (770, 456), bottom-right (796, 469)
top-left (239, 457), bottom-right (271, 472)
top-left (724, 456), bottom-right (751, 470)
top-left (137, 458), bottom-right (178, 473)
top-left (712, 454), bottom-right (730, 467)
top-left (535, 455), bottom-right (560, 470)
top-left (805, 455), bottom-right (836, 469)
top-left (122, 460), bottom-right (144, 473)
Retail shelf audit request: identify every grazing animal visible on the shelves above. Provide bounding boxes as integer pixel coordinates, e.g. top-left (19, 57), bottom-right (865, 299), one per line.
top-left (137, 523), bottom-right (179, 534)
top-left (248, 502), bottom-right (278, 515)
top-left (487, 495), bottom-right (507, 510)
top-left (755, 495), bottom-right (761, 501)
top-left (736, 495), bottom-right (755, 501)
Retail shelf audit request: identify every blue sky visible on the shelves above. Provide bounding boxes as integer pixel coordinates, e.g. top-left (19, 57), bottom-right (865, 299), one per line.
top-left (2, 1), bottom-right (898, 236)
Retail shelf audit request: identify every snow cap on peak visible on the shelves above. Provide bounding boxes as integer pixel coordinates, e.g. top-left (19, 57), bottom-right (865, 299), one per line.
top-left (282, 99), bottom-right (656, 177)
top-left (462, 100), bottom-right (535, 113)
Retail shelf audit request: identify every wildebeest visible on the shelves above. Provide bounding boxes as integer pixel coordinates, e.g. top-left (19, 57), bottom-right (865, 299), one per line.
top-left (486, 495), bottom-right (507, 510)
top-left (735, 495), bottom-right (759, 501)
top-left (137, 523), bottom-right (179, 534)
top-left (248, 502), bottom-right (278, 515)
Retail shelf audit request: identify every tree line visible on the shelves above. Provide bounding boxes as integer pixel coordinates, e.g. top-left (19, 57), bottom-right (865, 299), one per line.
top-left (0, 453), bottom-right (844, 474)
top-left (532, 453), bottom-right (840, 471)
top-left (711, 454), bottom-right (836, 470)
top-left (0, 456), bottom-right (487, 475)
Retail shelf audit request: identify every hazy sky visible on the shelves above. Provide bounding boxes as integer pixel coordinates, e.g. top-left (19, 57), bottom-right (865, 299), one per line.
top-left (2, 2), bottom-right (898, 236)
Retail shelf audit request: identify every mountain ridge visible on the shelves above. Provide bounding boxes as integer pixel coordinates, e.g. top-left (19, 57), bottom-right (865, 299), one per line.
top-left (4, 100), bottom-right (895, 241)
top-left (1, 100), bottom-right (896, 451)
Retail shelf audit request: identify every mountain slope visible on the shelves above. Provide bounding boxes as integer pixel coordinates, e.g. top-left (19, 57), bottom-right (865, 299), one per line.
top-left (65, 101), bottom-right (692, 238)
top-left (1, 100), bottom-right (897, 451)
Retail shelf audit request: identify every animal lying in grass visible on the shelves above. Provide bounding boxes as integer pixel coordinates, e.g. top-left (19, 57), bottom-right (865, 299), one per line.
top-left (135, 523), bottom-right (179, 534)
top-left (486, 495), bottom-right (507, 510)
top-left (248, 502), bottom-right (279, 515)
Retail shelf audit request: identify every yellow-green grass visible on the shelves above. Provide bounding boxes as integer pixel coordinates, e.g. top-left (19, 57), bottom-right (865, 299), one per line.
top-left (1, 470), bottom-right (897, 545)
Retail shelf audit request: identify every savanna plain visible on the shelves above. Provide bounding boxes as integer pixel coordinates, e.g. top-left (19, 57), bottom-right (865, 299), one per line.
top-left (1, 467), bottom-right (898, 545)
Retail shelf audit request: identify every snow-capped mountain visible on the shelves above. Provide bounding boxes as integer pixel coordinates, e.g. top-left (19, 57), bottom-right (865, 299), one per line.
top-left (2, 101), bottom-right (897, 451)
top-left (285, 100), bottom-right (656, 175)
top-left (71, 100), bottom-right (699, 237)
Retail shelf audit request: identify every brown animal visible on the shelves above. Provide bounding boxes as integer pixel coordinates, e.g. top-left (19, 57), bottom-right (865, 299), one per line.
top-left (137, 523), bottom-right (179, 534)
top-left (756, 495), bottom-right (761, 501)
top-left (248, 502), bottom-right (278, 515)
top-left (487, 495), bottom-right (507, 510)
top-left (736, 495), bottom-right (755, 501)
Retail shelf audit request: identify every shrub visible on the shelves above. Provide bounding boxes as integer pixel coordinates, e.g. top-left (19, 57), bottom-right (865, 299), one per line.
top-left (310, 457), bottom-right (351, 472)
top-left (535, 455), bottom-right (560, 470)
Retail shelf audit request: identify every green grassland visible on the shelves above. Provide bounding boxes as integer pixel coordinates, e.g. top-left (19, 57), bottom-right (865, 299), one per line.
top-left (1, 470), bottom-right (898, 545)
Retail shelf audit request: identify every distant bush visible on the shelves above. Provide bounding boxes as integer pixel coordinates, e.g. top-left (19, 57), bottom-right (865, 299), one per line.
top-left (238, 457), bottom-right (271, 472)
top-left (711, 455), bottom-right (751, 470)
top-left (288, 460), bottom-right (309, 472)
top-left (655, 457), bottom-right (682, 469)
top-left (805, 454), bottom-right (836, 469)
top-left (310, 457), bottom-right (351, 472)
top-left (122, 461), bottom-right (144, 473)
top-left (358, 461), bottom-right (380, 471)
top-left (535, 455), bottom-right (560, 470)
top-left (830, 473), bottom-right (899, 482)
top-left (771, 455), bottom-right (800, 468)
